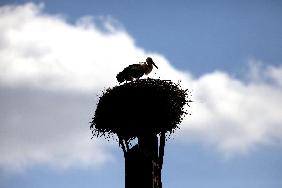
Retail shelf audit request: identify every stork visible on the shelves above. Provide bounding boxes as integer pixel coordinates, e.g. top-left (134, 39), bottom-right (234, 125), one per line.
top-left (116, 57), bottom-right (158, 83)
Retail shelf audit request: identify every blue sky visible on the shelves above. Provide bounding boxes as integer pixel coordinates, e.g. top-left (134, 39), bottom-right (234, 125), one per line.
top-left (0, 1), bottom-right (282, 188)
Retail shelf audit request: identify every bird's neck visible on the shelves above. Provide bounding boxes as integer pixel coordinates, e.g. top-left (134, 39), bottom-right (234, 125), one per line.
top-left (144, 63), bottom-right (153, 75)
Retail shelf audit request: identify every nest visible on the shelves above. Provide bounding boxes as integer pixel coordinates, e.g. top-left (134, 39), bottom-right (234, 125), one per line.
top-left (90, 78), bottom-right (190, 140)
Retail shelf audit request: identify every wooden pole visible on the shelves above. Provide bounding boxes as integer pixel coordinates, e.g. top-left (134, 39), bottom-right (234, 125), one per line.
top-left (125, 133), bottom-right (162, 188)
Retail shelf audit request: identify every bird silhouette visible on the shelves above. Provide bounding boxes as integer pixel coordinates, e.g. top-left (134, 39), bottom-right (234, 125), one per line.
top-left (116, 57), bottom-right (158, 83)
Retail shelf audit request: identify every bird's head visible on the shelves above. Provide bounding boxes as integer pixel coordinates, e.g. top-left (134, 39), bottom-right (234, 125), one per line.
top-left (146, 57), bottom-right (158, 69)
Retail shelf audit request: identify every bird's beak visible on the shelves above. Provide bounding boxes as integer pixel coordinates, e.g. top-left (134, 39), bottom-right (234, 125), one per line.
top-left (152, 62), bottom-right (158, 69)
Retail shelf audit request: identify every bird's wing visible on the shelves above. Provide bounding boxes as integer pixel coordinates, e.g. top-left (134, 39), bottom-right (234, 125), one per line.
top-left (128, 64), bottom-right (141, 70)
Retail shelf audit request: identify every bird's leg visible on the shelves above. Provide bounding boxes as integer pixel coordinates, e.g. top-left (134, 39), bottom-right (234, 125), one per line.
top-left (118, 136), bottom-right (127, 157)
top-left (125, 140), bottom-right (130, 151)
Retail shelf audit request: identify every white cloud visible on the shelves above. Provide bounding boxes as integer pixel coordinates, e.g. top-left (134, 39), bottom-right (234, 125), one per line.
top-left (0, 88), bottom-right (114, 172)
top-left (180, 63), bottom-right (282, 156)
top-left (0, 3), bottom-right (282, 171)
top-left (0, 3), bottom-right (147, 92)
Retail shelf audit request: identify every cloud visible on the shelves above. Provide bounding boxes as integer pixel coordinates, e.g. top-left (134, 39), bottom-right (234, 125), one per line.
top-left (0, 87), bottom-right (113, 172)
top-left (0, 3), bottom-right (145, 92)
top-left (0, 3), bottom-right (282, 171)
top-left (180, 62), bottom-right (282, 156)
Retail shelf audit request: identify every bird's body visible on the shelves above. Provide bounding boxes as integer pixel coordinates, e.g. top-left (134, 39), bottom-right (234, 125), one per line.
top-left (116, 57), bottom-right (158, 83)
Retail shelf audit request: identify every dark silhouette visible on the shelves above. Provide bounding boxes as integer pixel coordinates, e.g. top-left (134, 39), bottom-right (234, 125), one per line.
top-left (116, 57), bottom-right (158, 83)
top-left (91, 78), bottom-right (190, 188)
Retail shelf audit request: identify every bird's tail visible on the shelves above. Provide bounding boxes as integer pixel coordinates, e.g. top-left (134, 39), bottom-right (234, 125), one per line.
top-left (116, 71), bottom-right (125, 83)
